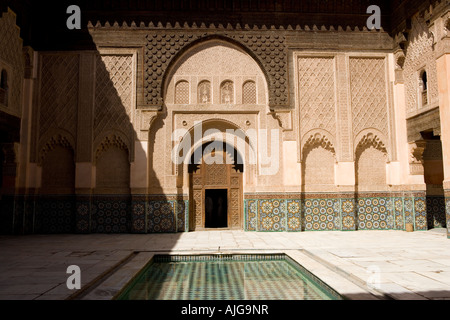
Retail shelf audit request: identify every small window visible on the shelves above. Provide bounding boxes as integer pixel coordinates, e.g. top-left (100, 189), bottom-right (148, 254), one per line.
top-left (420, 70), bottom-right (428, 106)
top-left (0, 69), bottom-right (8, 106)
top-left (421, 71), bottom-right (428, 91)
top-left (221, 81), bottom-right (234, 104)
top-left (242, 80), bottom-right (257, 104)
top-left (198, 81), bottom-right (211, 104)
top-left (175, 80), bottom-right (190, 104)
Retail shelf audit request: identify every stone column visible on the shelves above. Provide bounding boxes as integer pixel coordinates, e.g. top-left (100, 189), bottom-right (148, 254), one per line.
top-left (335, 54), bottom-right (357, 231)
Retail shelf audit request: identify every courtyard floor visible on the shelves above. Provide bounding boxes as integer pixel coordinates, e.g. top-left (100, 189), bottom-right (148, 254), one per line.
top-left (0, 228), bottom-right (450, 300)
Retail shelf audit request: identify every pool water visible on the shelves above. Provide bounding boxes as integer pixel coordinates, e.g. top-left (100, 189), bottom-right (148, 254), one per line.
top-left (116, 254), bottom-right (343, 300)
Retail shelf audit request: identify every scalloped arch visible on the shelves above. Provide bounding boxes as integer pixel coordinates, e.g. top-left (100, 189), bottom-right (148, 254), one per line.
top-left (94, 130), bottom-right (131, 163)
top-left (354, 128), bottom-right (388, 156)
top-left (301, 129), bottom-right (336, 161)
top-left (38, 129), bottom-right (76, 165)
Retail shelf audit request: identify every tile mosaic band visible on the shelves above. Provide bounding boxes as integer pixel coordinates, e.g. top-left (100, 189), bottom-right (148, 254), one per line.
top-left (244, 192), bottom-right (438, 232)
top-left (1, 191), bottom-right (446, 235)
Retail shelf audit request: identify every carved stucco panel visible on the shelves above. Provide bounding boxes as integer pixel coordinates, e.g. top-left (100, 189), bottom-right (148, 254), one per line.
top-left (94, 54), bottom-right (134, 141)
top-left (350, 57), bottom-right (389, 139)
top-left (0, 9), bottom-right (24, 117)
top-left (404, 14), bottom-right (439, 114)
top-left (298, 56), bottom-right (336, 139)
top-left (39, 54), bottom-right (79, 140)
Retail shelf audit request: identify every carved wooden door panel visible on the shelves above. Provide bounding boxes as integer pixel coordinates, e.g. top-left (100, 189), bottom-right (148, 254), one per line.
top-left (229, 172), bottom-right (242, 230)
top-left (189, 156), bottom-right (243, 231)
top-left (191, 171), bottom-right (203, 231)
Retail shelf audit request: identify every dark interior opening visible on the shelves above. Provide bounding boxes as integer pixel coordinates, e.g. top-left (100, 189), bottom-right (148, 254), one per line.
top-left (421, 130), bottom-right (446, 229)
top-left (205, 189), bottom-right (228, 229)
top-left (0, 148), bottom-right (3, 190)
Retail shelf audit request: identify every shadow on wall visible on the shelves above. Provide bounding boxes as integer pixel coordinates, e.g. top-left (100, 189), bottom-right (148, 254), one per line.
top-left (146, 110), bottom-right (189, 234)
top-left (0, 2), bottom-right (184, 244)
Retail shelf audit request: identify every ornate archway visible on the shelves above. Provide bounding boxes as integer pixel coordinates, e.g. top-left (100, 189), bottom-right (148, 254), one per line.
top-left (189, 142), bottom-right (243, 231)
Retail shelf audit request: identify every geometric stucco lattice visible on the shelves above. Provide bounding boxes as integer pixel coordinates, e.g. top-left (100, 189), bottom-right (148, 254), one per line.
top-left (94, 54), bottom-right (134, 142)
top-left (404, 15), bottom-right (439, 114)
top-left (175, 80), bottom-right (190, 104)
top-left (298, 57), bottom-right (336, 139)
top-left (242, 80), bottom-right (256, 104)
top-left (39, 54), bottom-right (80, 140)
top-left (145, 31), bottom-right (288, 109)
top-left (350, 57), bottom-right (388, 139)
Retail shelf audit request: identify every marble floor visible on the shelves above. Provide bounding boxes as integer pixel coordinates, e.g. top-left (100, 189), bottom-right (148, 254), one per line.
top-left (0, 228), bottom-right (450, 300)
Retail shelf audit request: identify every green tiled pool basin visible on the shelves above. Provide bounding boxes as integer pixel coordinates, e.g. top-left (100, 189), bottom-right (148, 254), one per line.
top-left (116, 254), bottom-right (343, 300)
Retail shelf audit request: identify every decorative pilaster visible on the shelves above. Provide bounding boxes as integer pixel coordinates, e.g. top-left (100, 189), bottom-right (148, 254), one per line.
top-left (336, 54), bottom-right (353, 162)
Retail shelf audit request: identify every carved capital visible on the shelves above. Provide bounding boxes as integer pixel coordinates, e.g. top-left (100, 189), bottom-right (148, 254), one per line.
top-left (444, 17), bottom-right (450, 37)
top-left (140, 110), bottom-right (159, 132)
top-left (394, 48), bottom-right (406, 83)
top-left (269, 110), bottom-right (292, 131)
top-left (394, 48), bottom-right (406, 70)
top-left (22, 46), bottom-right (34, 79)
top-left (409, 140), bottom-right (427, 175)
top-left (410, 140), bottom-right (427, 162)
top-left (394, 31), bottom-right (408, 51)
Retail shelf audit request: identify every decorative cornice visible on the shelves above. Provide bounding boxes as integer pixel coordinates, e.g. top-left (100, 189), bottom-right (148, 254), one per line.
top-left (87, 20), bottom-right (388, 33)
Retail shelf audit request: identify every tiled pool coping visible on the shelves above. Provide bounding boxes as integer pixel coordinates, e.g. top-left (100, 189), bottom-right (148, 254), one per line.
top-left (78, 249), bottom-right (380, 300)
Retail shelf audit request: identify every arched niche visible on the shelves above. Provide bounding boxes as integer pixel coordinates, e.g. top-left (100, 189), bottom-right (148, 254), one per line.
top-left (355, 132), bottom-right (388, 190)
top-left (163, 39), bottom-right (268, 107)
top-left (41, 145), bottom-right (75, 195)
top-left (301, 132), bottom-right (336, 190)
top-left (95, 134), bottom-right (131, 194)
